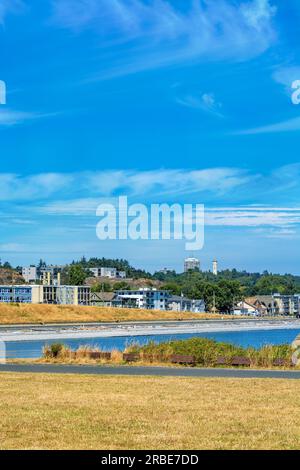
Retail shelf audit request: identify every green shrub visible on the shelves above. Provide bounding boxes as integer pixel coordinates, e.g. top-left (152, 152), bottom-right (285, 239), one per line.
top-left (43, 342), bottom-right (64, 358)
top-left (42, 337), bottom-right (293, 368)
top-left (128, 337), bottom-right (293, 367)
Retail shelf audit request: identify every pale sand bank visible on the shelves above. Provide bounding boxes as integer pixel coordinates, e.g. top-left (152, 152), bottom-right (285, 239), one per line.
top-left (1, 319), bottom-right (300, 342)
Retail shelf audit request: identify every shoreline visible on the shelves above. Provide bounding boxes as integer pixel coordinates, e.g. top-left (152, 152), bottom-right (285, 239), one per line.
top-left (1, 319), bottom-right (300, 343)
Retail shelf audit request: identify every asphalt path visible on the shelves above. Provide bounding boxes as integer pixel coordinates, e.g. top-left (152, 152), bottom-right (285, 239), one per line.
top-left (0, 363), bottom-right (300, 379)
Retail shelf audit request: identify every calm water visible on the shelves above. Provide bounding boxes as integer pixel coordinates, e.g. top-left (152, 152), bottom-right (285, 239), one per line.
top-left (5, 328), bottom-right (300, 359)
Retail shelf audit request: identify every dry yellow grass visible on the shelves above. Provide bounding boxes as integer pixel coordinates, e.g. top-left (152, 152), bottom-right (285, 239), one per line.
top-left (0, 302), bottom-right (241, 324)
top-left (0, 372), bottom-right (300, 449)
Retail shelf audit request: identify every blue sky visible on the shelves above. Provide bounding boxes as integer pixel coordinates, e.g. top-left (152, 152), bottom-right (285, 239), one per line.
top-left (1, 0), bottom-right (300, 273)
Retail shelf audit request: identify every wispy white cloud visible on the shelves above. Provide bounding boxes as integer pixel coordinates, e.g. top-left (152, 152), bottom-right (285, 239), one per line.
top-left (0, 110), bottom-right (37, 126)
top-left (0, 168), bottom-right (248, 203)
top-left (51, 0), bottom-right (277, 79)
top-left (270, 164), bottom-right (300, 191)
top-left (176, 91), bottom-right (223, 117)
top-left (234, 116), bottom-right (300, 135)
top-left (86, 168), bottom-right (249, 197)
top-left (0, 0), bottom-right (25, 25)
top-left (38, 198), bottom-right (103, 215)
top-left (273, 65), bottom-right (300, 92)
top-left (0, 109), bottom-right (57, 126)
top-left (0, 173), bottom-right (73, 201)
top-left (205, 206), bottom-right (300, 228)
top-left (263, 228), bottom-right (298, 239)
top-left (0, 243), bottom-right (26, 252)
top-left (1, 164), bottom-right (300, 206)
top-left (11, 219), bottom-right (36, 225)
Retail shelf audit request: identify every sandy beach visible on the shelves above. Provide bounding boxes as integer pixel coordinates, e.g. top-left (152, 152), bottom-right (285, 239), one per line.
top-left (1, 319), bottom-right (300, 343)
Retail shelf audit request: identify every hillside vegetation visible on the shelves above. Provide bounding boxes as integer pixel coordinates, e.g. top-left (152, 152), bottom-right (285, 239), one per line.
top-left (0, 268), bottom-right (24, 285)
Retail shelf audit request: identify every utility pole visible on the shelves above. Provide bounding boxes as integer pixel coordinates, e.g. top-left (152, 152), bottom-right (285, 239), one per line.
top-left (271, 291), bottom-right (274, 317)
top-left (212, 290), bottom-right (217, 314)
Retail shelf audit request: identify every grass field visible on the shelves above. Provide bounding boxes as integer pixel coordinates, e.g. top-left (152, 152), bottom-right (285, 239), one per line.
top-left (1, 372), bottom-right (300, 449)
top-left (0, 302), bottom-right (243, 324)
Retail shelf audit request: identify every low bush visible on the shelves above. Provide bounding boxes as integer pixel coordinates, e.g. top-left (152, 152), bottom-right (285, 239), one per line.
top-left (43, 342), bottom-right (64, 358)
top-left (126, 337), bottom-right (293, 368)
top-left (42, 338), bottom-right (294, 368)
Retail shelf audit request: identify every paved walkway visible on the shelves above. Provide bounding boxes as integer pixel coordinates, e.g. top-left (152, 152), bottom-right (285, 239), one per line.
top-left (1, 363), bottom-right (300, 379)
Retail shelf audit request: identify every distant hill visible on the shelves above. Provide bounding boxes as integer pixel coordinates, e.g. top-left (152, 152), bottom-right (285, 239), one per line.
top-left (85, 277), bottom-right (164, 291)
top-left (0, 268), bottom-right (24, 285)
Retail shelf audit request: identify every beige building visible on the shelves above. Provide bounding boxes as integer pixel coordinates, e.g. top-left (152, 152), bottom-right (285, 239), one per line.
top-left (0, 285), bottom-right (90, 306)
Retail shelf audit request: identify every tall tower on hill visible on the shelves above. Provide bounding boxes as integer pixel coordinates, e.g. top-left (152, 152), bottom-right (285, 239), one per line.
top-left (213, 259), bottom-right (218, 276)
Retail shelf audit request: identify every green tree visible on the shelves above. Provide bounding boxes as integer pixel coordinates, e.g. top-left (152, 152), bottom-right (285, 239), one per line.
top-left (91, 282), bottom-right (113, 293)
top-left (3, 261), bottom-right (12, 269)
top-left (215, 280), bottom-right (243, 313)
top-left (68, 265), bottom-right (87, 286)
top-left (162, 282), bottom-right (182, 296)
top-left (254, 275), bottom-right (297, 295)
top-left (113, 281), bottom-right (131, 290)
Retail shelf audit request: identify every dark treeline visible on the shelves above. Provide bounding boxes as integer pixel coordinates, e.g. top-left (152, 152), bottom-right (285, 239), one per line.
top-left (0, 259), bottom-right (12, 269)
top-left (153, 268), bottom-right (300, 296)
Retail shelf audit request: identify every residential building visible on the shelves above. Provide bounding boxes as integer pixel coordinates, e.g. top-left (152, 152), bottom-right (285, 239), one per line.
top-left (184, 257), bottom-right (200, 272)
top-left (0, 285), bottom-right (90, 306)
top-left (273, 293), bottom-right (300, 316)
top-left (245, 297), bottom-right (269, 316)
top-left (43, 285), bottom-right (58, 304)
top-left (76, 286), bottom-right (91, 305)
top-left (116, 270), bottom-right (126, 279)
top-left (43, 285), bottom-right (90, 305)
top-left (39, 265), bottom-right (64, 285)
top-left (22, 266), bottom-right (38, 283)
top-left (245, 294), bottom-right (300, 316)
top-left (90, 292), bottom-right (116, 307)
top-left (114, 288), bottom-right (170, 310)
top-left (247, 295), bottom-right (279, 315)
top-left (167, 295), bottom-right (205, 313)
top-left (233, 301), bottom-right (260, 316)
top-left (89, 267), bottom-right (126, 279)
top-left (113, 288), bottom-right (204, 313)
top-left (22, 264), bottom-right (64, 285)
top-left (0, 285), bottom-right (42, 303)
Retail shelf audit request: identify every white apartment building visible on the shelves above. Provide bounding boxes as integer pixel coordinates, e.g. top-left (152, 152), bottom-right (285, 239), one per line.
top-left (114, 288), bottom-right (205, 312)
top-left (22, 266), bottom-right (38, 283)
top-left (89, 267), bottom-right (126, 279)
top-left (115, 288), bottom-right (169, 310)
top-left (184, 257), bottom-right (200, 272)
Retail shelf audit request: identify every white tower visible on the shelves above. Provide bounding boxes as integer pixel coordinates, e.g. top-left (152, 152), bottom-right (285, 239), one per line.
top-left (213, 259), bottom-right (218, 276)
